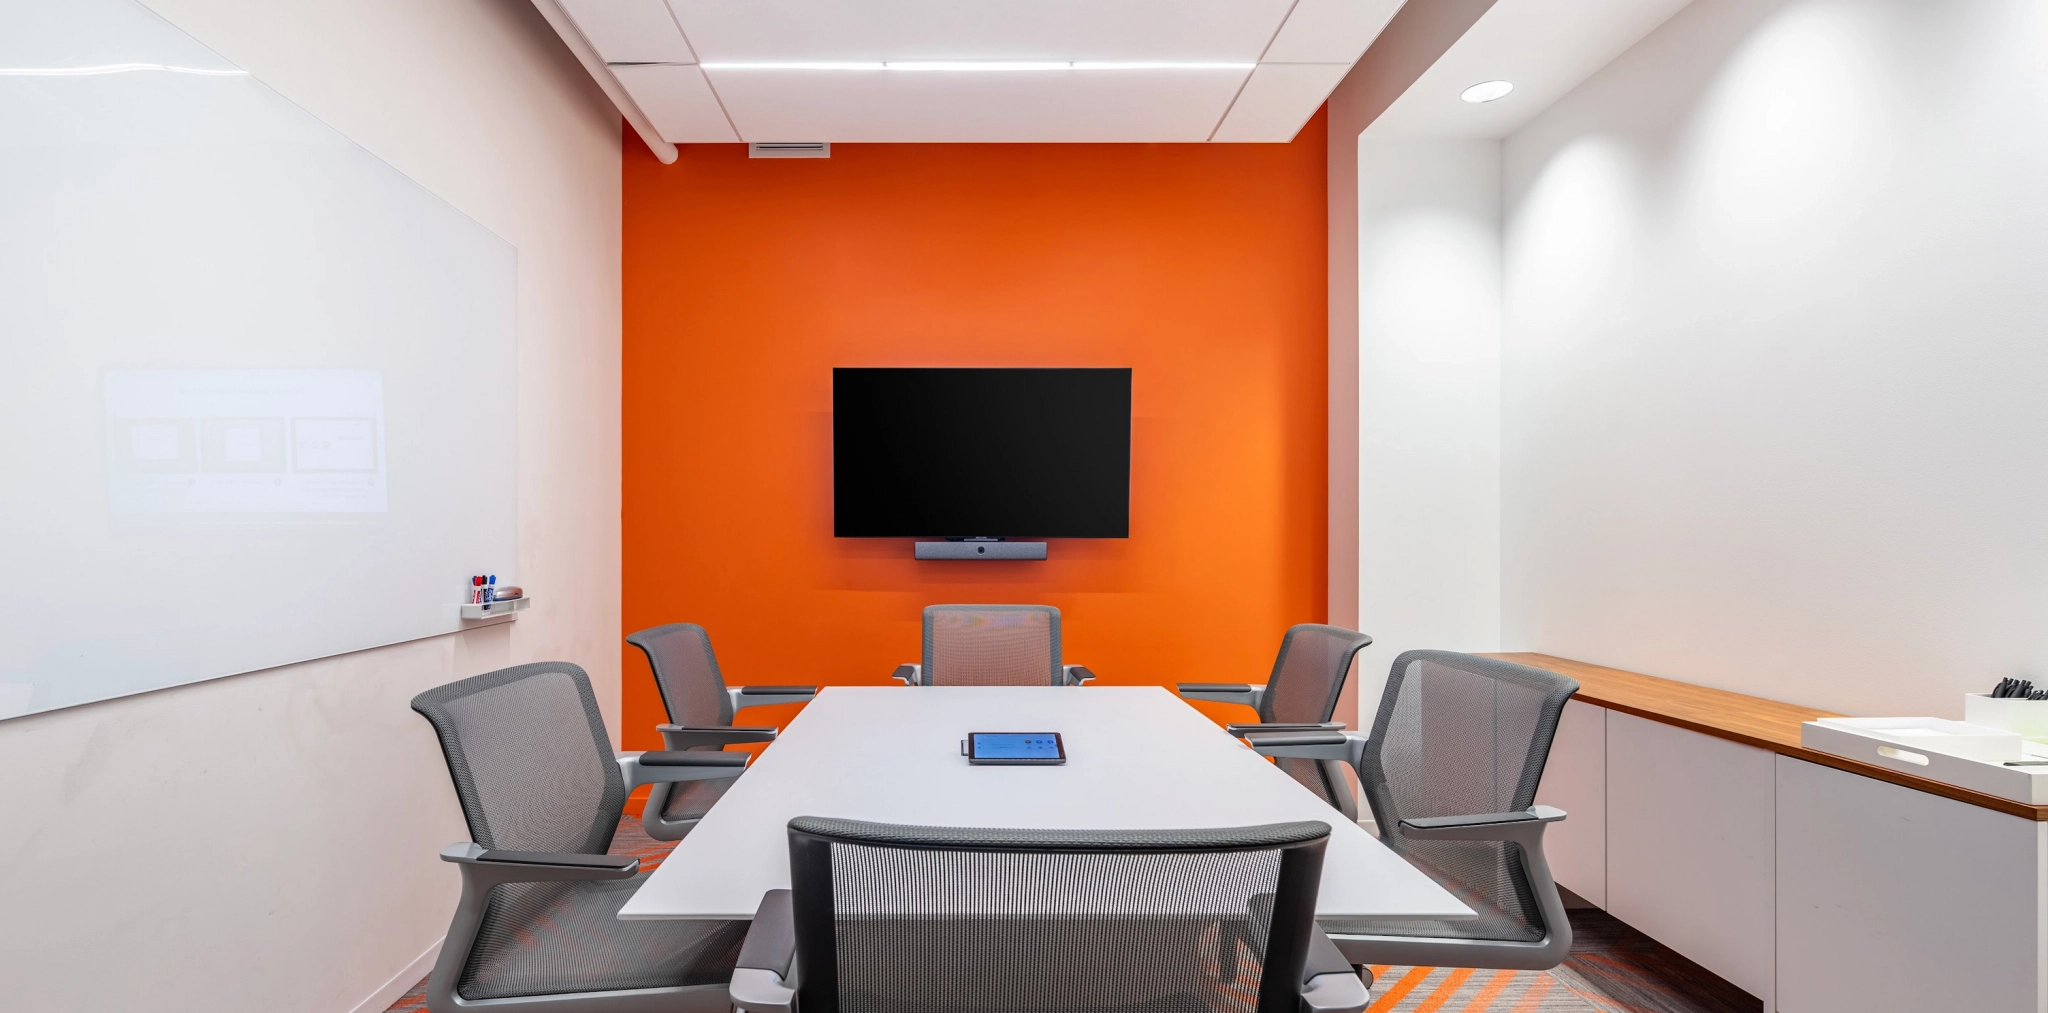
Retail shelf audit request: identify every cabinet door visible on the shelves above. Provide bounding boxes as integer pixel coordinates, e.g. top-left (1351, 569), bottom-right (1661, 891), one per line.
top-left (1777, 757), bottom-right (2041, 1013)
top-left (1535, 699), bottom-right (1607, 906)
top-left (1607, 712), bottom-right (1776, 1007)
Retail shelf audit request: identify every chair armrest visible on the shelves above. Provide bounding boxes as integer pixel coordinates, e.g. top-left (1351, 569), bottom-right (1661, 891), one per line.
top-left (1178, 682), bottom-right (1266, 710)
top-left (658, 724), bottom-right (778, 748)
top-left (438, 842), bottom-right (637, 884)
top-left (639, 749), bottom-right (750, 767)
top-left (731, 889), bottom-right (798, 1013)
top-left (1227, 722), bottom-right (1345, 737)
top-left (1245, 730), bottom-right (1367, 770)
top-left (617, 750), bottom-right (749, 791)
top-left (1300, 928), bottom-right (1370, 1013)
top-left (729, 686), bottom-right (818, 711)
top-left (1063, 664), bottom-right (1097, 686)
top-left (891, 663), bottom-right (921, 685)
top-left (1398, 806), bottom-right (1566, 841)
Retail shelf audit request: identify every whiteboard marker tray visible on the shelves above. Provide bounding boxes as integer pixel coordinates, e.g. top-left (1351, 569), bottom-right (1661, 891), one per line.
top-left (460, 597), bottom-right (530, 620)
top-left (1802, 717), bottom-right (2048, 804)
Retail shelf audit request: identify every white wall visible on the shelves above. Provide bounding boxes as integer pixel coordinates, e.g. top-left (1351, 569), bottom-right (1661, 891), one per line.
top-left (0, 1), bottom-right (623, 1010)
top-left (1327, 0), bottom-right (1504, 728)
top-left (1355, 136), bottom-right (1504, 710)
top-left (1501, 0), bottom-right (2048, 716)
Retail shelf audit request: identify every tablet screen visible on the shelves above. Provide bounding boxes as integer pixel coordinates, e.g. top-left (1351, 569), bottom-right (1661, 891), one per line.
top-left (971, 732), bottom-right (1063, 761)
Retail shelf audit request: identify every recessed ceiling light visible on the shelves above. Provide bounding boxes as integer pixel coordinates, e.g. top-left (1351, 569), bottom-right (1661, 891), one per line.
top-left (1460, 80), bottom-right (1514, 103)
top-left (701, 61), bottom-right (1254, 73)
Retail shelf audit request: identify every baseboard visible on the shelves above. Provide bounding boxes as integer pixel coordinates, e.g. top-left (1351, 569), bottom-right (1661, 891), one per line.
top-left (349, 937), bottom-right (442, 1013)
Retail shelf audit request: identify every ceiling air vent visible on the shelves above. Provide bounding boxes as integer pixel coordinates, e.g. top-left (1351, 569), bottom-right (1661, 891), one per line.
top-left (749, 141), bottom-right (830, 159)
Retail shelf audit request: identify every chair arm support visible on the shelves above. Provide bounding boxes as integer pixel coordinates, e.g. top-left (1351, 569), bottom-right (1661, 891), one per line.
top-left (1063, 664), bottom-right (1097, 685)
top-left (1229, 722), bottom-right (1346, 737)
top-left (438, 842), bottom-right (637, 885)
top-left (1177, 683), bottom-right (1266, 710)
top-left (617, 750), bottom-right (749, 791)
top-left (891, 663), bottom-right (921, 685)
top-left (1397, 806), bottom-right (1566, 842)
top-left (1300, 929), bottom-right (1370, 1013)
top-left (729, 686), bottom-right (818, 712)
top-left (731, 889), bottom-right (798, 1013)
top-left (1326, 805), bottom-right (1575, 970)
top-left (1247, 730), bottom-right (1369, 770)
top-left (657, 724), bottom-right (778, 748)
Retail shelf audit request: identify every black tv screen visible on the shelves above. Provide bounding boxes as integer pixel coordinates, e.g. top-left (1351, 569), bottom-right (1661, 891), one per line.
top-left (834, 367), bottom-right (1131, 538)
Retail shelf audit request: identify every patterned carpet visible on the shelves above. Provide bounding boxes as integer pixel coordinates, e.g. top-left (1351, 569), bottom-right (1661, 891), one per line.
top-left (387, 820), bottom-right (1756, 1013)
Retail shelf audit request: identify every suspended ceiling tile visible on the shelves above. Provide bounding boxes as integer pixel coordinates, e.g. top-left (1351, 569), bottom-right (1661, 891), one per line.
top-left (1211, 63), bottom-right (1352, 142)
top-left (707, 67), bottom-right (1251, 142)
top-left (1263, 0), bottom-right (1407, 64)
top-left (559, 0), bottom-right (696, 64)
top-left (612, 63), bottom-right (737, 142)
top-left (668, 0), bottom-right (1294, 62)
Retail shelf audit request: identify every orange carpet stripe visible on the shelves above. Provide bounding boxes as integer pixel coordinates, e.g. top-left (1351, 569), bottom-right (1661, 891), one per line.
top-left (1366, 965), bottom-right (1439, 1012)
top-left (1454, 969), bottom-right (1519, 1013)
top-left (1505, 973), bottom-right (1555, 1013)
top-left (1409, 966), bottom-right (1477, 1013)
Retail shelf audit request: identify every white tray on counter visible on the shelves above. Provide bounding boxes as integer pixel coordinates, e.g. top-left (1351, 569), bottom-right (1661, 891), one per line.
top-left (1802, 717), bottom-right (2048, 804)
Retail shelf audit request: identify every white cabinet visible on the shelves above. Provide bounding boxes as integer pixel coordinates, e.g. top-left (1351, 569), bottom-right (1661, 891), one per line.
top-left (1535, 699), bottom-right (1607, 906)
top-left (1606, 712), bottom-right (1777, 1007)
top-left (1776, 757), bottom-right (2043, 1013)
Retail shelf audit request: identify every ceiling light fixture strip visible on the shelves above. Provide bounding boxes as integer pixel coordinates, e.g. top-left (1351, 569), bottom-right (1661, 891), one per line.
top-left (700, 61), bottom-right (1255, 72)
top-left (0, 63), bottom-right (247, 76)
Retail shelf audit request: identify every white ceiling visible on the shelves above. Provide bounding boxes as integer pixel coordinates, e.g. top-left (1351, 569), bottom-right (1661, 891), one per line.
top-left (546, 0), bottom-right (1407, 143)
top-left (1365, 0), bottom-right (1694, 140)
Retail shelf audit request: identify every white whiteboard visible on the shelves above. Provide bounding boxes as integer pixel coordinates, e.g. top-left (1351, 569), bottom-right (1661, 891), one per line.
top-left (0, 0), bottom-right (519, 718)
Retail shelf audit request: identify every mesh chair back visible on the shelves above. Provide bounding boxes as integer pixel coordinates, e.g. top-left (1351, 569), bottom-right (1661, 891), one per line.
top-left (1259, 625), bottom-right (1373, 814)
top-left (921, 605), bottom-right (1062, 686)
top-left (1355, 651), bottom-right (1576, 943)
top-left (411, 661), bottom-right (625, 855)
top-left (627, 622), bottom-right (733, 727)
top-left (786, 818), bottom-right (1332, 1013)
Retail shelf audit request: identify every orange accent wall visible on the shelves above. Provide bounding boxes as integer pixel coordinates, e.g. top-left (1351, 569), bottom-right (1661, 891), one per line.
top-left (622, 113), bottom-right (1329, 753)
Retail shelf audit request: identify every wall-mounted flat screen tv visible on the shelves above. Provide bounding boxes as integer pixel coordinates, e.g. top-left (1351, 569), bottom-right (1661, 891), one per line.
top-left (834, 367), bottom-right (1131, 538)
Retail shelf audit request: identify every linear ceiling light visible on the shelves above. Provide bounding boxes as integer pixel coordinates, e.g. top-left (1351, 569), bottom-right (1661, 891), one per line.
top-left (1460, 80), bottom-right (1515, 103)
top-left (701, 61), bottom-right (1253, 72)
top-left (0, 63), bottom-right (248, 76)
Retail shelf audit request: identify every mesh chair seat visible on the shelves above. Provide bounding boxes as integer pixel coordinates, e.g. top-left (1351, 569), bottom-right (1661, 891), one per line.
top-left (660, 774), bottom-right (734, 822)
top-left (463, 875), bottom-right (747, 999)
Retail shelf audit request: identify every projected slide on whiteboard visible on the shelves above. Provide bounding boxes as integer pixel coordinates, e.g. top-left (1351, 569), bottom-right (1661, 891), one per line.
top-left (0, 0), bottom-right (517, 719)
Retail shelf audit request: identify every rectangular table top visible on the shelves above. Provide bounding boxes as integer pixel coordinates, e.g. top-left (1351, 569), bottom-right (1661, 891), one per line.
top-left (619, 685), bottom-right (1472, 922)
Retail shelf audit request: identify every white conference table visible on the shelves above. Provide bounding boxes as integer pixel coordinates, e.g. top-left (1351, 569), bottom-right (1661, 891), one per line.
top-left (619, 685), bottom-right (1471, 923)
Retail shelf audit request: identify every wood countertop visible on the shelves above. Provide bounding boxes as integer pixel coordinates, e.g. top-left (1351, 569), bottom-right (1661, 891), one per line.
top-left (1486, 652), bottom-right (2048, 821)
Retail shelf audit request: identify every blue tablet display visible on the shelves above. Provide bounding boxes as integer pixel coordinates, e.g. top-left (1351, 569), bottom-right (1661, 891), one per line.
top-left (967, 732), bottom-right (1065, 764)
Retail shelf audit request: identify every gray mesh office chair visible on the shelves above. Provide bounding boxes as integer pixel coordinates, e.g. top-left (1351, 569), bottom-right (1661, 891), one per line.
top-left (889, 604), bottom-right (1097, 686)
top-left (627, 623), bottom-right (816, 841)
top-left (1244, 650), bottom-right (1579, 970)
top-left (1179, 624), bottom-right (1374, 817)
top-left (411, 662), bottom-right (751, 1012)
top-left (728, 818), bottom-right (1370, 1013)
